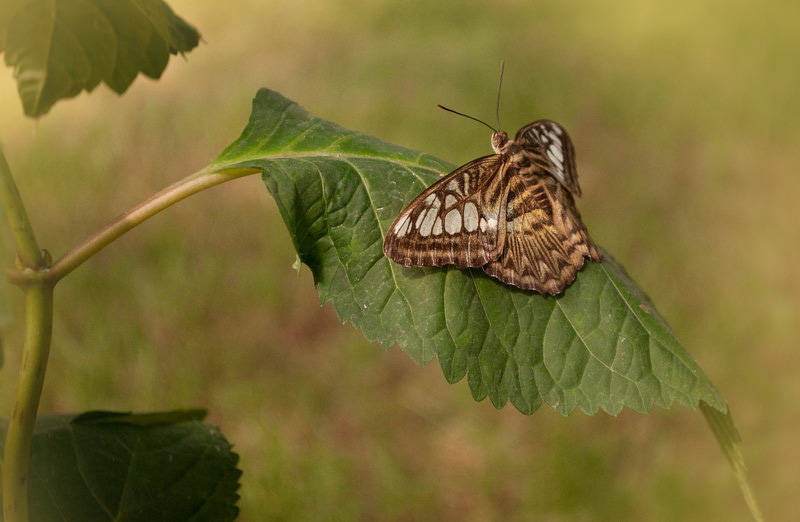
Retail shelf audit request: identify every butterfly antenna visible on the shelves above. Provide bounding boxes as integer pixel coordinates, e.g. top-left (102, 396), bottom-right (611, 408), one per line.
top-left (495, 59), bottom-right (505, 131)
top-left (437, 104), bottom-right (498, 133)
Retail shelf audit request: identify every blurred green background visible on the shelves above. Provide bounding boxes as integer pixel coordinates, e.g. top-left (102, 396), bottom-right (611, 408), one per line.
top-left (1, 1), bottom-right (798, 520)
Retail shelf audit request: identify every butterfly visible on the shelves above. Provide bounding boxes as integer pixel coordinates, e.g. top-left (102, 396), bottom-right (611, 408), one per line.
top-left (382, 116), bottom-right (602, 296)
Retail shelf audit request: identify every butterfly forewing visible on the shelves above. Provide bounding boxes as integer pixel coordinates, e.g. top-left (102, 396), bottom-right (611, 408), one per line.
top-left (383, 156), bottom-right (510, 268)
top-left (515, 120), bottom-right (581, 196)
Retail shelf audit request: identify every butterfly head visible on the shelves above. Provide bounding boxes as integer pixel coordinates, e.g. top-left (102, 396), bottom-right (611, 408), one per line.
top-left (491, 131), bottom-right (510, 154)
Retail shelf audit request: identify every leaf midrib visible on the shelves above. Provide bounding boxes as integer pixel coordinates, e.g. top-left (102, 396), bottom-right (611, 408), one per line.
top-left (213, 151), bottom-right (451, 177)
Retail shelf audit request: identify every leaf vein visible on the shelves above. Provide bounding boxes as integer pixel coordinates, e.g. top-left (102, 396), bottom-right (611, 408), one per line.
top-left (339, 156), bottom-right (428, 343)
top-left (596, 264), bottom-right (700, 380)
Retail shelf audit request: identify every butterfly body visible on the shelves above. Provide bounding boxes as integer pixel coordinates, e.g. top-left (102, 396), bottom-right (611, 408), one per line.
top-left (383, 120), bottom-right (602, 295)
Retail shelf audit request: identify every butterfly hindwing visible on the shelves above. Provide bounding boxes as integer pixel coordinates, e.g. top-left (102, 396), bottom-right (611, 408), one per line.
top-left (482, 174), bottom-right (602, 294)
top-left (383, 155), bottom-right (510, 268)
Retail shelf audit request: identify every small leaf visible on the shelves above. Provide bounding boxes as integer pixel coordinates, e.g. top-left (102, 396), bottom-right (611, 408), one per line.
top-left (211, 88), bottom-right (727, 416)
top-left (0, 0), bottom-right (200, 117)
top-left (0, 410), bottom-right (241, 521)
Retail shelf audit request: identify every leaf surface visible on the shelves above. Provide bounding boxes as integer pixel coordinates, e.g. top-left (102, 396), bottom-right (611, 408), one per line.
top-left (211, 89), bottom-right (726, 416)
top-left (0, 410), bottom-right (240, 522)
top-left (0, 0), bottom-right (200, 117)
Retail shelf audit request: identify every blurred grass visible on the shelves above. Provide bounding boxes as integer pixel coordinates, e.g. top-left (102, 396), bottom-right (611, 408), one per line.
top-left (0, 0), bottom-right (798, 520)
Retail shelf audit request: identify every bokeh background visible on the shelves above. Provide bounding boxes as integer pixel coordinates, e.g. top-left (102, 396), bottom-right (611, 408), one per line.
top-left (1, 1), bottom-right (798, 520)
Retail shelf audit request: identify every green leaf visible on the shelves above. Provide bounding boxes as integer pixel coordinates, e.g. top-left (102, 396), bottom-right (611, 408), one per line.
top-left (0, 0), bottom-right (200, 117)
top-left (211, 88), bottom-right (727, 416)
top-left (0, 410), bottom-right (240, 521)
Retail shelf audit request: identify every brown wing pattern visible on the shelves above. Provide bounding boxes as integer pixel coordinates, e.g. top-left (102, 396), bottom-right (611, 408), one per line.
top-left (515, 120), bottom-right (581, 196)
top-left (482, 174), bottom-right (602, 295)
top-left (383, 155), bottom-right (511, 268)
top-left (383, 119), bottom-right (601, 295)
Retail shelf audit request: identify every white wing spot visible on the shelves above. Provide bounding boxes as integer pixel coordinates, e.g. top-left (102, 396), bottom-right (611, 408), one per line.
top-left (548, 143), bottom-right (564, 163)
top-left (480, 218), bottom-right (487, 232)
top-left (414, 211), bottom-right (425, 229)
top-left (433, 217), bottom-right (443, 235)
top-left (445, 194), bottom-right (457, 208)
top-left (444, 209), bottom-right (461, 235)
top-left (420, 210), bottom-right (437, 236)
top-left (414, 194), bottom-right (436, 229)
top-left (547, 148), bottom-right (565, 178)
top-left (446, 179), bottom-right (462, 196)
top-left (463, 175), bottom-right (470, 195)
top-left (418, 197), bottom-right (442, 237)
top-left (463, 202), bottom-right (479, 232)
top-left (394, 214), bottom-right (410, 237)
top-left (485, 215), bottom-right (498, 230)
top-left (415, 209), bottom-right (427, 231)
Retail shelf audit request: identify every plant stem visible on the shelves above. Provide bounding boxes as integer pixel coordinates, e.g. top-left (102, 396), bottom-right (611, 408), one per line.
top-left (41, 167), bottom-right (258, 284)
top-left (0, 146), bottom-right (43, 269)
top-left (0, 147), bottom-right (50, 522)
top-left (0, 157), bottom-right (257, 520)
top-left (2, 279), bottom-right (53, 522)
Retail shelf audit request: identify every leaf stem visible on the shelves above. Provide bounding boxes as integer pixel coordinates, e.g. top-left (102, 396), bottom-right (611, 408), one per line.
top-left (2, 278), bottom-right (53, 522)
top-left (700, 403), bottom-right (764, 522)
top-left (38, 167), bottom-right (258, 285)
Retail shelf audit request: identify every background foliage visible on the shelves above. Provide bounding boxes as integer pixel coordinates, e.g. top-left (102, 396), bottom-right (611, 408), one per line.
top-left (0, 1), bottom-right (797, 520)
top-left (0, 411), bottom-right (240, 521)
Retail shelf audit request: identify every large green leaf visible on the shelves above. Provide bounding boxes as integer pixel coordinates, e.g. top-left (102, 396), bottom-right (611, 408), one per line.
top-left (0, 410), bottom-right (240, 522)
top-left (0, 0), bottom-right (200, 117)
top-left (210, 88), bottom-right (726, 416)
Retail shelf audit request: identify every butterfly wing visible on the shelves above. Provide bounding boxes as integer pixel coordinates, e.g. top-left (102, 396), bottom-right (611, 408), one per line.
top-left (482, 173), bottom-right (602, 295)
top-left (383, 155), bottom-right (510, 268)
top-left (515, 120), bottom-right (581, 196)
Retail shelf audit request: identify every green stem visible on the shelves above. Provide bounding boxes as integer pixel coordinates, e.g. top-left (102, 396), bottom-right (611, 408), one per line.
top-left (38, 167), bottom-right (257, 284)
top-left (700, 402), bottom-right (764, 522)
top-left (2, 279), bottom-right (54, 522)
top-left (0, 146), bottom-right (43, 269)
top-left (0, 157), bottom-right (257, 520)
top-left (0, 146), bottom-right (49, 522)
